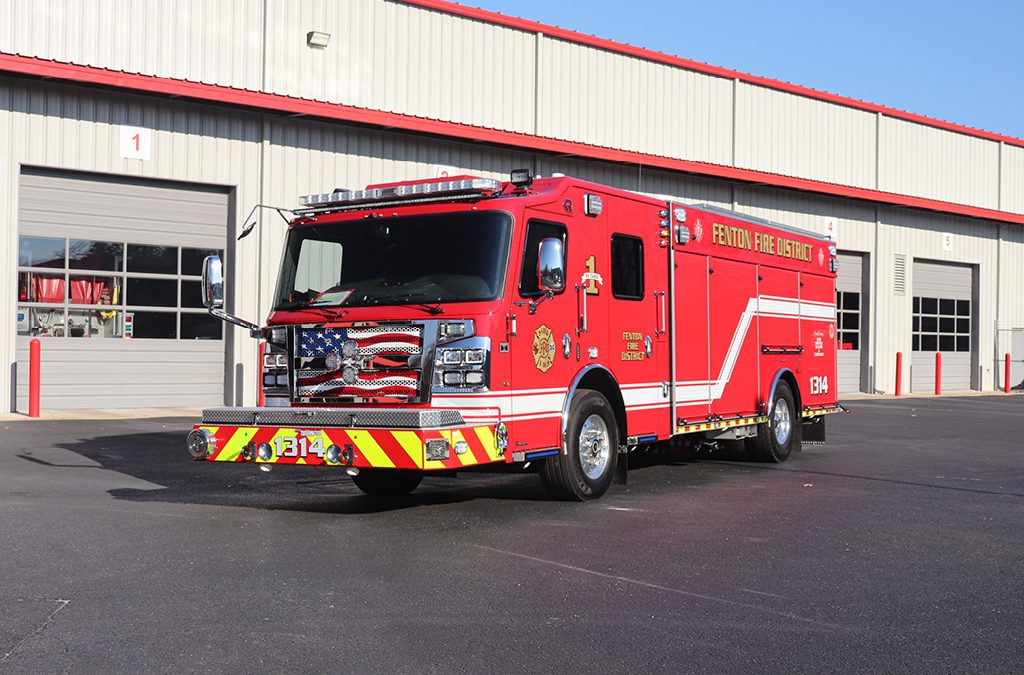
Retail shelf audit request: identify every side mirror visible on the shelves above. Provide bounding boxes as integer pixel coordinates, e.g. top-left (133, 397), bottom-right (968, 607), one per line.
top-left (202, 255), bottom-right (224, 309)
top-left (537, 237), bottom-right (565, 293)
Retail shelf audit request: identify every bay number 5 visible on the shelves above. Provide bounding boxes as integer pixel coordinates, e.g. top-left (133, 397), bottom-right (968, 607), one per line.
top-left (809, 375), bottom-right (830, 395)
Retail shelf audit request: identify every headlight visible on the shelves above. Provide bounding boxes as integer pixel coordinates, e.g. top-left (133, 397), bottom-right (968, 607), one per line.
top-left (269, 326), bottom-right (287, 344)
top-left (465, 371), bottom-right (485, 386)
top-left (442, 350), bottom-right (462, 365)
top-left (342, 340), bottom-right (359, 358)
top-left (464, 349), bottom-right (485, 365)
top-left (262, 353), bottom-right (288, 370)
top-left (442, 372), bottom-right (464, 386)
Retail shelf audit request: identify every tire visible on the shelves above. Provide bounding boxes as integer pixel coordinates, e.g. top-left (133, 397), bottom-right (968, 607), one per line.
top-left (747, 379), bottom-right (800, 463)
top-left (351, 469), bottom-right (422, 497)
top-left (539, 390), bottom-right (619, 501)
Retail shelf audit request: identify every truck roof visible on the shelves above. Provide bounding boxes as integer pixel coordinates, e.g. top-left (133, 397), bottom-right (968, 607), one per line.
top-left (293, 172), bottom-right (831, 244)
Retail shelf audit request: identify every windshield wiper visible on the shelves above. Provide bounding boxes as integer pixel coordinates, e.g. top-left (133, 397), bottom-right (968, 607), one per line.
top-left (412, 302), bottom-right (444, 315)
top-left (369, 293), bottom-right (445, 314)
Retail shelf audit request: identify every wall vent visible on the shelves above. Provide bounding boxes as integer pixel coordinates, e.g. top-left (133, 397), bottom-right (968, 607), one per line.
top-left (893, 254), bottom-right (907, 296)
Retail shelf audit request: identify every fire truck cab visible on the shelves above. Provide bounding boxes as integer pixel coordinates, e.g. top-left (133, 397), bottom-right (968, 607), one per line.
top-left (188, 170), bottom-right (839, 500)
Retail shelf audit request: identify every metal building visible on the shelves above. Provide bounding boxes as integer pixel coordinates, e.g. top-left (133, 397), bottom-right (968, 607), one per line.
top-left (2, 0), bottom-right (1021, 411)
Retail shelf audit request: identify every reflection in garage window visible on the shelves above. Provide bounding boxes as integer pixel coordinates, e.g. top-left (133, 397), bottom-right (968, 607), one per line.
top-left (19, 236), bottom-right (66, 268)
top-left (181, 247), bottom-right (220, 276)
top-left (127, 244), bottom-right (177, 274)
top-left (69, 240), bottom-right (123, 271)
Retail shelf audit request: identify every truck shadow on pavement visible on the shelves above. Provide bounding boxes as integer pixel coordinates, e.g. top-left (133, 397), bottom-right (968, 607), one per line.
top-left (36, 430), bottom-right (585, 514)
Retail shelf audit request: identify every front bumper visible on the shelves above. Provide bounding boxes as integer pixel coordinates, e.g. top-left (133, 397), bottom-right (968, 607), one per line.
top-left (190, 407), bottom-right (503, 470)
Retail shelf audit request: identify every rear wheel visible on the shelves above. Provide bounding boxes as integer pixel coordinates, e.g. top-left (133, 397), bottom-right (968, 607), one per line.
top-left (747, 380), bottom-right (799, 463)
top-left (539, 390), bottom-right (618, 501)
top-left (351, 469), bottom-right (422, 497)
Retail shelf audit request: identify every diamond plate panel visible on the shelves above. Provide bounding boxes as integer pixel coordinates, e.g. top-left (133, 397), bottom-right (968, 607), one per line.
top-left (201, 407), bottom-right (464, 429)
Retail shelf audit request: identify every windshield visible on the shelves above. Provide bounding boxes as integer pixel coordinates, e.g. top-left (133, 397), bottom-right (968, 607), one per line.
top-left (273, 211), bottom-right (512, 310)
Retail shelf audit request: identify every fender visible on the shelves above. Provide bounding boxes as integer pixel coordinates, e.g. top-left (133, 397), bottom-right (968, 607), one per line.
top-left (559, 364), bottom-right (621, 452)
top-left (766, 367), bottom-right (797, 411)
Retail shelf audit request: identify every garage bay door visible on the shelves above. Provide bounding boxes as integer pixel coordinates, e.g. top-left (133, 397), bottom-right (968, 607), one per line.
top-left (836, 253), bottom-right (865, 393)
top-left (910, 260), bottom-right (974, 392)
top-left (14, 169), bottom-right (228, 410)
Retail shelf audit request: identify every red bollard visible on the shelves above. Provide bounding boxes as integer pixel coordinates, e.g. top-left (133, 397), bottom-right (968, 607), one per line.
top-left (895, 351), bottom-right (903, 397)
top-left (258, 341), bottom-right (266, 407)
top-left (1006, 353), bottom-right (1012, 394)
top-left (29, 338), bottom-right (41, 418)
top-left (935, 352), bottom-right (942, 395)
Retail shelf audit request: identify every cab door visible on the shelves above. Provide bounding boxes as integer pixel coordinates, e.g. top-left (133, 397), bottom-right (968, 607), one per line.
top-left (508, 205), bottom-right (610, 453)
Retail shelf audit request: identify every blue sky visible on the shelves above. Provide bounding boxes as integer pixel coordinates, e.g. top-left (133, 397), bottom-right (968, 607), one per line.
top-left (467, 0), bottom-right (1024, 139)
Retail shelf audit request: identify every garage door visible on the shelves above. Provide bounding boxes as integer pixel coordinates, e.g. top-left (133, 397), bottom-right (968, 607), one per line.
top-left (836, 252), bottom-right (865, 393)
top-left (14, 169), bottom-right (228, 410)
top-left (910, 260), bottom-right (974, 392)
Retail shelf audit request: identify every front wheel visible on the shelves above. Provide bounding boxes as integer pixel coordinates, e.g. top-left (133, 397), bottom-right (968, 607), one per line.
top-left (539, 390), bottom-right (619, 501)
top-left (351, 469), bottom-right (422, 497)
top-left (747, 380), bottom-right (800, 463)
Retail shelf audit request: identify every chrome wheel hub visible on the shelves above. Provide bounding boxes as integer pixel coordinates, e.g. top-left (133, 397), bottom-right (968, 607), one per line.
top-left (772, 396), bottom-right (792, 446)
top-left (578, 414), bottom-right (611, 480)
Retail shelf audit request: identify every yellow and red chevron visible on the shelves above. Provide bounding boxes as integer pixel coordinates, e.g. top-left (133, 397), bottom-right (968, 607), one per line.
top-left (193, 424), bottom-right (502, 470)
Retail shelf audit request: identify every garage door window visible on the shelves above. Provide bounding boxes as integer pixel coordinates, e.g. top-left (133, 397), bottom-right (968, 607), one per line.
top-left (16, 236), bottom-right (223, 340)
top-left (912, 297), bottom-right (970, 352)
top-left (836, 291), bottom-right (860, 350)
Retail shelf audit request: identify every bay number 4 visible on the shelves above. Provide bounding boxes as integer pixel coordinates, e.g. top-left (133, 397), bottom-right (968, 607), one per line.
top-left (809, 375), bottom-right (830, 395)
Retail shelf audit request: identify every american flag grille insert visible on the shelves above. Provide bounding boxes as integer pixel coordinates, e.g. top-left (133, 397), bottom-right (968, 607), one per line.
top-left (295, 325), bottom-right (423, 401)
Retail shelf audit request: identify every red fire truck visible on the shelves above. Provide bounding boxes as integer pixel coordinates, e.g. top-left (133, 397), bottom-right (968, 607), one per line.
top-left (187, 170), bottom-right (840, 500)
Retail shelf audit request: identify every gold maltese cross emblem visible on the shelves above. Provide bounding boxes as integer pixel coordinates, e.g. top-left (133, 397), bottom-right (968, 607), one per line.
top-left (532, 325), bottom-right (556, 373)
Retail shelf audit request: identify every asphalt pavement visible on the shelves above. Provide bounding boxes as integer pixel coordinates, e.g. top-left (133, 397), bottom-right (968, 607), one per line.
top-left (1, 395), bottom-right (1022, 673)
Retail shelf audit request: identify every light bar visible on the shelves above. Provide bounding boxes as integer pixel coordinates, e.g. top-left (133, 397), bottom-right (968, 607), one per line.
top-left (299, 177), bottom-right (501, 208)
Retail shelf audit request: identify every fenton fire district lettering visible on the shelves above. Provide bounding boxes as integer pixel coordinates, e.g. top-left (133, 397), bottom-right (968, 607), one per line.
top-left (711, 222), bottom-right (814, 263)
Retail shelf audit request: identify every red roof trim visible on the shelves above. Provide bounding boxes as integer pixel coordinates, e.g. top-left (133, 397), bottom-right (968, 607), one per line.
top-left (2, 53), bottom-right (1022, 226)
top-left (401, 0), bottom-right (1024, 149)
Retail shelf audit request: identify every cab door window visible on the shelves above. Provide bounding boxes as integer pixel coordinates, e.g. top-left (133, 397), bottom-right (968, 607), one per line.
top-left (519, 220), bottom-right (567, 297)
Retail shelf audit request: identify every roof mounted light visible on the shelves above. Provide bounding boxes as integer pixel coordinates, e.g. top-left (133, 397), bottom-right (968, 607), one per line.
top-left (510, 168), bottom-right (534, 189)
top-left (298, 176), bottom-right (501, 208)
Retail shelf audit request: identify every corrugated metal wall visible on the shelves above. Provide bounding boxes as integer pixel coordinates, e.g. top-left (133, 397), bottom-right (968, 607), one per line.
top-left (734, 84), bottom-right (877, 189)
top-left (2, 0), bottom-right (1018, 217)
top-left (879, 117), bottom-right (1001, 209)
top-left (536, 38), bottom-right (734, 165)
top-left (0, 0), bottom-right (264, 89)
top-left (1002, 145), bottom-right (1024, 213)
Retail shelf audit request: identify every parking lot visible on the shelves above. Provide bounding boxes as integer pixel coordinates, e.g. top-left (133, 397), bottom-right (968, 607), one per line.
top-left (1, 395), bottom-right (1022, 673)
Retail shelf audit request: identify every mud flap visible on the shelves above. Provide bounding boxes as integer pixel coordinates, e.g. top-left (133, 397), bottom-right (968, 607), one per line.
top-left (614, 446), bottom-right (628, 485)
top-left (802, 417), bottom-right (827, 445)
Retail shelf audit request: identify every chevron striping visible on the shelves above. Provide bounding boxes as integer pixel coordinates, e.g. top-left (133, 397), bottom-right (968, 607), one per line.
top-left (348, 429), bottom-right (395, 469)
top-left (391, 431), bottom-right (424, 468)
